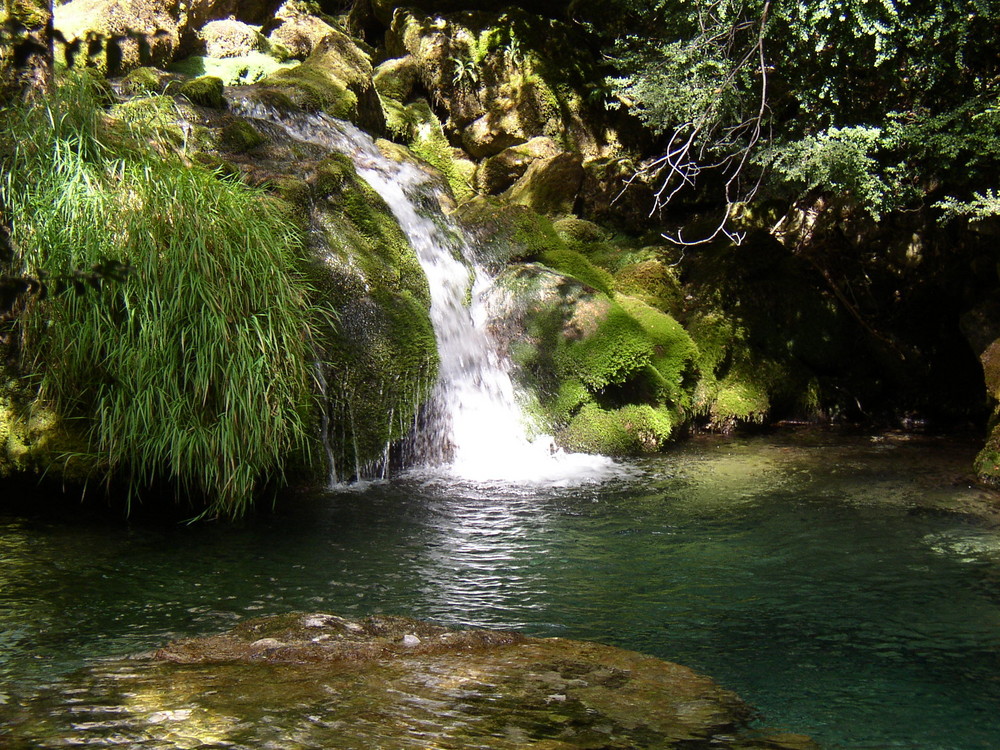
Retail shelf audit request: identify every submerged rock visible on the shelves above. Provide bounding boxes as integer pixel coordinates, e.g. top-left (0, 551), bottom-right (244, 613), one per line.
top-left (7, 613), bottom-right (817, 749)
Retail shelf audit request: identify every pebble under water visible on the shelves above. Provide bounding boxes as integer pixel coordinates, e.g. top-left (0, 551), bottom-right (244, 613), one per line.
top-left (2, 431), bottom-right (1000, 748)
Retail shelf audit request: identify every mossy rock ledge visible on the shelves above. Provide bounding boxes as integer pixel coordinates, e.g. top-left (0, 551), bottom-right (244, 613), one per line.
top-left (9, 613), bottom-right (818, 749)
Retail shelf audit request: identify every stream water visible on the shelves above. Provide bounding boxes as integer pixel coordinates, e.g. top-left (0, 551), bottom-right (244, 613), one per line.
top-left (2, 431), bottom-right (1000, 748)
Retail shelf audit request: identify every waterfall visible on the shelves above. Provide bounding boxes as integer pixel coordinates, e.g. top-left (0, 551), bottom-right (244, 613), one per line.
top-left (234, 103), bottom-right (616, 484)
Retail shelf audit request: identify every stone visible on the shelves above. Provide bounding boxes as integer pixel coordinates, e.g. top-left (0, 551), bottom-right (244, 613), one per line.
top-left (384, 7), bottom-right (622, 165)
top-left (119, 65), bottom-right (168, 95)
top-left (462, 107), bottom-right (529, 158)
top-left (372, 54), bottom-right (421, 101)
top-left (264, 0), bottom-right (338, 59)
top-left (168, 51), bottom-right (294, 86)
top-left (198, 19), bottom-right (267, 58)
top-left (184, 0), bottom-right (283, 29)
top-left (476, 136), bottom-right (561, 194)
top-left (260, 26), bottom-right (386, 134)
top-left (982, 339), bottom-right (1000, 400)
top-left (1, 363), bottom-right (95, 482)
top-left (54, 0), bottom-right (181, 75)
top-left (217, 117), bottom-right (266, 152)
top-left (178, 75), bottom-right (225, 108)
top-left (578, 156), bottom-right (657, 228)
top-left (0, 0), bottom-right (53, 101)
top-left (8, 612), bottom-right (797, 748)
top-left (552, 216), bottom-right (608, 243)
top-left (51, 0), bottom-right (284, 76)
top-left (505, 152), bottom-right (585, 217)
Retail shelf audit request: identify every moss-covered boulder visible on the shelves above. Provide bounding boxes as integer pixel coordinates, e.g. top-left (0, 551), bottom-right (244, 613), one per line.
top-left (457, 196), bottom-right (568, 269)
top-left (372, 54), bottom-right (420, 101)
top-left (178, 74), bottom-right (225, 107)
top-left (119, 65), bottom-right (169, 95)
top-left (54, 0), bottom-right (182, 75)
top-left (307, 153), bottom-right (437, 479)
top-left (197, 19), bottom-right (269, 58)
top-left (578, 156), bottom-right (658, 229)
top-left (0, 367), bottom-right (95, 482)
top-left (505, 151), bottom-right (584, 217)
top-left (394, 99), bottom-right (475, 202)
top-left (482, 257), bottom-right (698, 455)
top-left (561, 402), bottom-right (675, 455)
top-left (476, 136), bottom-right (561, 194)
top-left (960, 302), bottom-right (1000, 486)
top-left (169, 50), bottom-right (295, 85)
top-left (216, 116), bottom-right (267, 152)
top-left (264, 1), bottom-right (339, 60)
top-left (613, 257), bottom-right (684, 312)
top-left (52, 0), bottom-right (285, 76)
top-left (260, 27), bottom-right (386, 133)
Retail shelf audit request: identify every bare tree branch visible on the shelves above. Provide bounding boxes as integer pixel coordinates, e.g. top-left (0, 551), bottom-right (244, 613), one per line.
top-left (617, 1), bottom-right (772, 247)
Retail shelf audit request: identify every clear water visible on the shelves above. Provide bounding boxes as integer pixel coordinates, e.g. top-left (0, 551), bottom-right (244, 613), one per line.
top-left (3, 431), bottom-right (1000, 749)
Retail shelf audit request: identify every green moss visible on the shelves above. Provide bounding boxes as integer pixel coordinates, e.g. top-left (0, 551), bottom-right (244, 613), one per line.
top-left (263, 64), bottom-right (357, 119)
top-left (120, 66), bottom-right (163, 95)
top-left (560, 403), bottom-right (674, 455)
top-left (614, 259), bottom-right (685, 313)
top-left (553, 217), bottom-right (608, 243)
top-left (311, 156), bottom-right (437, 476)
top-left (178, 76), bottom-right (225, 108)
top-left (169, 53), bottom-right (295, 85)
top-left (681, 307), bottom-right (784, 428)
top-left (269, 176), bottom-right (312, 207)
top-left (405, 100), bottom-right (474, 203)
top-left (373, 56), bottom-right (419, 101)
top-left (312, 153), bottom-right (353, 195)
top-left (554, 296), bottom-right (652, 391)
top-left (551, 377), bottom-right (592, 423)
top-left (455, 197), bottom-right (570, 268)
top-left (711, 372), bottom-right (772, 426)
top-left (0, 375), bottom-right (94, 481)
top-left (382, 97), bottom-right (418, 140)
top-left (218, 118), bottom-right (266, 152)
top-left (323, 288), bottom-right (437, 474)
top-left (539, 247), bottom-right (615, 296)
top-left (975, 418), bottom-right (1000, 486)
top-left (617, 295), bottom-right (697, 407)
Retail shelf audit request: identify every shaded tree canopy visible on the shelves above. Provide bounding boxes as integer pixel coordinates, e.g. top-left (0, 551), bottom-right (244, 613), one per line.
top-left (602, 0), bottom-right (1000, 237)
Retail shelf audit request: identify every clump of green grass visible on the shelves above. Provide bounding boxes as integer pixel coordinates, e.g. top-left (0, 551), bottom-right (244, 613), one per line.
top-left (1, 72), bottom-right (326, 518)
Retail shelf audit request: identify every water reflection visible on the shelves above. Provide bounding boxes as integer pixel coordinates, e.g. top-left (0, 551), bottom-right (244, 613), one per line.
top-left (408, 484), bottom-right (552, 629)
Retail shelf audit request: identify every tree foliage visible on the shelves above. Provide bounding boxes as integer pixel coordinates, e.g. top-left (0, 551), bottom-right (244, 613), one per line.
top-left (606, 0), bottom-right (1000, 234)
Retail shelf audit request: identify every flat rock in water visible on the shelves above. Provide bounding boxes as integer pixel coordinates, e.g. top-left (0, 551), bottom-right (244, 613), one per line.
top-left (5, 613), bottom-right (818, 749)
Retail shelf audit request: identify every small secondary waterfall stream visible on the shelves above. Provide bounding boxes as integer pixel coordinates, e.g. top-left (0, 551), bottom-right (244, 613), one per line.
top-left (235, 104), bottom-right (614, 483)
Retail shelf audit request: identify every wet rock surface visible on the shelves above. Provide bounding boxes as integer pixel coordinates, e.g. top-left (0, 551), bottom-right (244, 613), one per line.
top-left (4, 613), bottom-right (817, 749)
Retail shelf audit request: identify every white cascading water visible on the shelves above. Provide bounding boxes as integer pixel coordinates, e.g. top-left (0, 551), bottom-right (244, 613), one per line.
top-left (236, 104), bottom-right (616, 483)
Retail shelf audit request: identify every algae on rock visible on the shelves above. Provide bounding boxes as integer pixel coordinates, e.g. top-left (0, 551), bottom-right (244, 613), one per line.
top-left (260, 26), bottom-right (386, 134)
top-left (307, 153), bottom-right (438, 480)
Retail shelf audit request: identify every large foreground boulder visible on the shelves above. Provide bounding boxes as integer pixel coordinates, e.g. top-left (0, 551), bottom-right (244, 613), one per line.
top-left (6, 613), bottom-right (818, 749)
